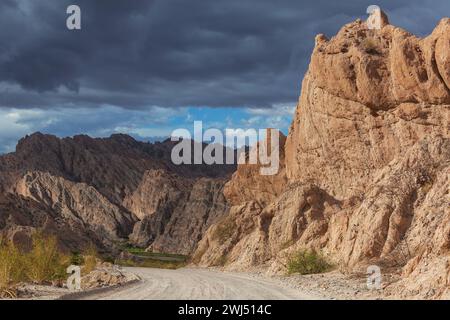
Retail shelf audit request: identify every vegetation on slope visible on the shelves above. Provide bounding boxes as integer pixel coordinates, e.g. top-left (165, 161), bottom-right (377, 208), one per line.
top-left (0, 232), bottom-right (102, 298)
top-left (0, 233), bottom-right (69, 298)
top-left (287, 249), bottom-right (333, 275)
top-left (116, 244), bottom-right (188, 270)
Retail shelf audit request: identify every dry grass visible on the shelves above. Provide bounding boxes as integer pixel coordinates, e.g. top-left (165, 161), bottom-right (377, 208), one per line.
top-left (0, 232), bottom-right (70, 297)
top-left (82, 244), bottom-right (98, 275)
top-left (420, 180), bottom-right (434, 195)
top-left (25, 232), bottom-right (70, 284)
top-left (361, 37), bottom-right (379, 54)
top-left (0, 239), bottom-right (25, 298)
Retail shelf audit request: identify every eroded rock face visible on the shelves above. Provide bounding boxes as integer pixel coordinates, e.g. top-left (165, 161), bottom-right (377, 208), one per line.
top-left (223, 131), bottom-right (288, 207)
top-left (0, 134), bottom-right (235, 255)
top-left (286, 18), bottom-right (450, 199)
top-left (309, 18), bottom-right (450, 111)
top-left (151, 179), bottom-right (229, 254)
top-left (194, 16), bottom-right (450, 299)
top-left (14, 171), bottom-right (135, 249)
top-left (0, 193), bottom-right (98, 252)
top-left (127, 169), bottom-right (230, 254)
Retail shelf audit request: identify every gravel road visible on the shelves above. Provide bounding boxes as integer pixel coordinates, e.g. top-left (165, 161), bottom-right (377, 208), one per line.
top-left (81, 267), bottom-right (321, 300)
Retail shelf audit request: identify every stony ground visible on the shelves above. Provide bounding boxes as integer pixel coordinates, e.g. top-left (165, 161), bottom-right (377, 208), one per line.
top-left (262, 271), bottom-right (399, 300)
top-left (8, 263), bottom-right (140, 300)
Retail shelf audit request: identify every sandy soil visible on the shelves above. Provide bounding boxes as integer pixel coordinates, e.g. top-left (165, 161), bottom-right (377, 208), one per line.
top-left (79, 267), bottom-right (324, 300)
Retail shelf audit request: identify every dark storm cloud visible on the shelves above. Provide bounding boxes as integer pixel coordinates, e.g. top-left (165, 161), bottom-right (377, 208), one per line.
top-left (0, 0), bottom-right (448, 109)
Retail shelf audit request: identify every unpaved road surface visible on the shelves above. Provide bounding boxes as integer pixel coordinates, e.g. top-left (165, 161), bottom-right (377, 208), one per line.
top-left (82, 267), bottom-right (321, 300)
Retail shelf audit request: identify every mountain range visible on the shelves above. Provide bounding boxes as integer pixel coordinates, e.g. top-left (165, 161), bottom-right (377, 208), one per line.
top-left (0, 13), bottom-right (448, 299)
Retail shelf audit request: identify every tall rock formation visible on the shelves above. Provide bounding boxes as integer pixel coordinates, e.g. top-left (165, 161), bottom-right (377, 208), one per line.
top-left (194, 16), bottom-right (450, 299)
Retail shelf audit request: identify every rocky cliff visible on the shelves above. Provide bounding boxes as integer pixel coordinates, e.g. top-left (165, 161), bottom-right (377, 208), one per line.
top-left (193, 16), bottom-right (450, 299)
top-left (127, 169), bottom-right (230, 254)
top-left (0, 134), bottom-right (235, 254)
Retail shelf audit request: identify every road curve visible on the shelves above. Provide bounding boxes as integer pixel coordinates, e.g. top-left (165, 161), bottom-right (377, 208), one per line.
top-left (82, 267), bottom-right (320, 300)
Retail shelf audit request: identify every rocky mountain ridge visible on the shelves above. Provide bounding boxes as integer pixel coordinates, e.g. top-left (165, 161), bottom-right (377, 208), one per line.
top-left (0, 133), bottom-right (236, 254)
top-left (193, 15), bottom-right (450, 299)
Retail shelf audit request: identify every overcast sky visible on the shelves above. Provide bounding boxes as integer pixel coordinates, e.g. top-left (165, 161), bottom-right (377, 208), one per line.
top-left (0, 0), bottom-right (448, 153)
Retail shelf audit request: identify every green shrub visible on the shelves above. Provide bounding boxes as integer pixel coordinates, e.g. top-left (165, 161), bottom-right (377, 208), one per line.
top-left (287, 249), bottom-right (332, 275)
top-left (70, 252), bottom-right (84, 266)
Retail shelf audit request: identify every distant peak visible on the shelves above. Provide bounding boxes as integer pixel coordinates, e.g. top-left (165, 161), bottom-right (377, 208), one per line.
top-left (109, 133), bottom-right (137, 142)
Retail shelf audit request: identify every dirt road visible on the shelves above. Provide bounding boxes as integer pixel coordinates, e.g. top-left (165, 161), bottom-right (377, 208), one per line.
top-left (82, 267), bottom-right (321, 300)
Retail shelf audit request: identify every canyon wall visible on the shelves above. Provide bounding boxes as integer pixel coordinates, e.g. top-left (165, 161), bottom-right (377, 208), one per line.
top-left (193, 16), bottom-right (450, 299)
